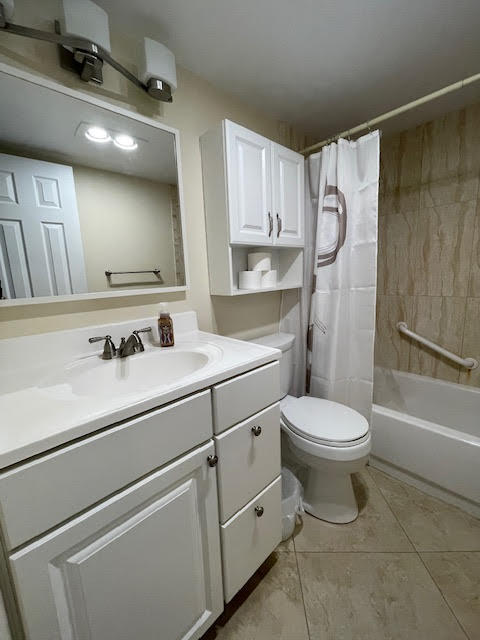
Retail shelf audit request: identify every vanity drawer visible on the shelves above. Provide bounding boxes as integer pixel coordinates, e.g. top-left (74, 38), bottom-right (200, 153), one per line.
top-left (221, 476), bottom-right (281, 602)
top-left (215, 403), bottom-right (280, 522)
top-left (212, 361), bottom-right (280, 434)
top-left (0, 390), bottom-right (212, 550)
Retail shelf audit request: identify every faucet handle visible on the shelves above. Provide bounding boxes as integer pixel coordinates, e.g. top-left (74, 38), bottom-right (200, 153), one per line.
top-left (133, 326), bottom-right (152, 352)
top-left (88, 335), bottom-right (117, 360)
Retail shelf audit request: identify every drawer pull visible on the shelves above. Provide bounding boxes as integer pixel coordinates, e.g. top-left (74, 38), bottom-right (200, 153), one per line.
top-left (251, 425), bottom-right (262, 437)
top-left (207, 454), bottom-right (219, 467)
top-left (255, 505), bottom-right (264, 517)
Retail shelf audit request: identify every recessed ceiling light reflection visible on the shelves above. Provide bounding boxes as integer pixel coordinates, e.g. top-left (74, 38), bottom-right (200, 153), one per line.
top-left (85, 126), bottom-right (111, 143)
top-left (113, 134), bottom-right (138, 150)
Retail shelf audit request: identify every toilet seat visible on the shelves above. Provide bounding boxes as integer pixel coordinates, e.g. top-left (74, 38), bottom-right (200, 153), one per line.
top-left (281, 396), bottom-right (369, 448)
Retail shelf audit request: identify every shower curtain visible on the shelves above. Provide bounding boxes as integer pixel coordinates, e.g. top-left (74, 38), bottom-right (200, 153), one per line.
top-left (281, 131), bottom-right (379, 420)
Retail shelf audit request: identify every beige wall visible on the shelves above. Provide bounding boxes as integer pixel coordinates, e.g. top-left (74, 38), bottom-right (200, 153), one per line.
top-left (0, 0), bottom-right (307, 340)
top-left (74, 166), bottom-right (178, 291)
top-left (375, 102), bottom-right (480, 386)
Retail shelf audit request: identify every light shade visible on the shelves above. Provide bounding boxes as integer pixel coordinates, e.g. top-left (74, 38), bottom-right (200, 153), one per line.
top-left (138, 38), bottom-right (177, 93)
top-left (60, 0), bottom-right (111, 53)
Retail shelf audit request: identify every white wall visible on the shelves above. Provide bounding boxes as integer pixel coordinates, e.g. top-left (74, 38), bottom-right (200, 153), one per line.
top-left (74, 166), bottom-right (178, 291)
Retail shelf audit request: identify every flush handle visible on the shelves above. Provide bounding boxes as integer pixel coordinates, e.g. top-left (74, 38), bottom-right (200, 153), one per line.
top-left (255, 505), bottom-right (264, 517)
top-left (251, 425), bottom-right (262, 437)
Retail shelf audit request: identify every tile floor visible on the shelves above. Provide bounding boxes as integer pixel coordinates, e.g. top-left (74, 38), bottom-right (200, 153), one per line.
top-left (202, 465), bottom-right (480, 640)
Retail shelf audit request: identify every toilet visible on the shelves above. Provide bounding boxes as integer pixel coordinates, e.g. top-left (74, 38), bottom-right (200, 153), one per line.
top-left (251, 332), bottom-right (371, 524)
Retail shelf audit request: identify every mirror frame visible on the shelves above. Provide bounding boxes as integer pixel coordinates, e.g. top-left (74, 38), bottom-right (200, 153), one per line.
top-left (0, 62), bottom-right (189, 307)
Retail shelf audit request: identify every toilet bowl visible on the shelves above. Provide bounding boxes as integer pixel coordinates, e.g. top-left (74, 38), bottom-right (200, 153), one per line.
top-left (281, 395), bottom-right (371, 523)
top-left (250, 332), bottom-right (371, 524)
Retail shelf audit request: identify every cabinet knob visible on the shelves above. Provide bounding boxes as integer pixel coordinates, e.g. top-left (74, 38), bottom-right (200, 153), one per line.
top-left (251, 425), bottom-right (262, 436)
top-left (268, 212), bottom-right (273, 237)
top-left (255, 505), bottom-right (264, 517)
top-left (207, 454), bottom-right (218, 467)
top-left (276, 213), bottom-right (282, 238)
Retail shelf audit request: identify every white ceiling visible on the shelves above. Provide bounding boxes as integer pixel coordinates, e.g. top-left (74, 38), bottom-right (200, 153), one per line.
top-left (97, 0), bottom-right (480, 139)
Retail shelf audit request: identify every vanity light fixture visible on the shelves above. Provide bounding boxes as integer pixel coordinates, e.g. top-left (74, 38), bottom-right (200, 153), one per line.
top-left (113, 134), bottom-right (138, 151)
top-left (0, 0), bottom-right (177, 103)
top-left (85, 126), bottom-right (111, 143)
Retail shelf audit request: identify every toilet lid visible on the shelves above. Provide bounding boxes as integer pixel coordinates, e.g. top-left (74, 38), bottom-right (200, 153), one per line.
top-left (281, 396), bottom-right (369, 445)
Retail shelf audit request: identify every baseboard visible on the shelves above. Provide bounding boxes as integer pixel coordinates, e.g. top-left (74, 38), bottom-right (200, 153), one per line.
top-left (369, 456), bottom-right (480, 520)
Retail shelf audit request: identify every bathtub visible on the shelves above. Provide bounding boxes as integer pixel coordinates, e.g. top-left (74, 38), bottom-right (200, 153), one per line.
top-left (371, 367), bottom-right (480, 518)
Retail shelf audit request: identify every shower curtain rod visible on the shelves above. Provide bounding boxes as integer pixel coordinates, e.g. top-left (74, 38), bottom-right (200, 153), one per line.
top-left (300, 71), bottom-right (480, 155)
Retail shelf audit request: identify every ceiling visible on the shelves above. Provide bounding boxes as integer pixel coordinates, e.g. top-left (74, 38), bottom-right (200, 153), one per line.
top-left (97, 0), bottom-right (480, 140)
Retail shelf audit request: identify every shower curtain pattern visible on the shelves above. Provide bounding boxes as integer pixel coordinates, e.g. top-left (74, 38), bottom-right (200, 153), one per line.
top-left (309, 132), bottom-right (379, 419)
top-left (281, 131), bottom-right (379, 421)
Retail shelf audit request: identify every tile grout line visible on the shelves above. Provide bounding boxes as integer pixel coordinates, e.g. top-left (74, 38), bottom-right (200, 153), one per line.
top-left (292, 530), bottom-right (312, 640)
top-left (459, 168), bottom-right (480, 366)
top-left (366, 467), bottom-right (472, 640)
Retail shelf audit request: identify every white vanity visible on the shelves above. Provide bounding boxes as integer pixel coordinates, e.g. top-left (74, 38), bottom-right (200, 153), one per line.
top-left (0, 312), bottom-right (281, 639)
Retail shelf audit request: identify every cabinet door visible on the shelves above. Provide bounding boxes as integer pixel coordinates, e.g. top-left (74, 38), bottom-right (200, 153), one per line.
top-left (225, 121), bottom-right (273, 245)
top-left (10, 442), bottom-right (223, 640)
top-left (272, 143), bottom-right (304, 246)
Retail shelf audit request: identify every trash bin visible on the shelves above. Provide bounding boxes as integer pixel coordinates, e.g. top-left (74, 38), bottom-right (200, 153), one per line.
top-left (281, 467), bottom-right (303, 541)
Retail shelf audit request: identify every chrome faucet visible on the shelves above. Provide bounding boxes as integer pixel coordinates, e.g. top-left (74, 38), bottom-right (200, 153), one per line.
top-left (89, 327), bottom-right (152, 360)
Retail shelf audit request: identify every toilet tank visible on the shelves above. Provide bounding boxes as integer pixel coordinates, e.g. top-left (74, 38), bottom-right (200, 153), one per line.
top-left (249, 332), bottom-right (295, 397)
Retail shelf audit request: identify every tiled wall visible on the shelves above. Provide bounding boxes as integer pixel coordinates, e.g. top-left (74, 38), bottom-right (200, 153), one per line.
top-left (375, 103), bottom-right (480, 386)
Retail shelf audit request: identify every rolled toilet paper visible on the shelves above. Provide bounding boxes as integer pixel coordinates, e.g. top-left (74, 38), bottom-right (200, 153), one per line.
top-left (260, 270), bottom-right (277, 288)
top-left (248, 252), bottom-right (272, 271)
top-left (239, 270), bottom-right (262, 289)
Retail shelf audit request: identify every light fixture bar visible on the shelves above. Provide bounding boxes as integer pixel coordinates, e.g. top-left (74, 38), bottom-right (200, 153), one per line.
top-left (0, 2), bottom-right (172, 101)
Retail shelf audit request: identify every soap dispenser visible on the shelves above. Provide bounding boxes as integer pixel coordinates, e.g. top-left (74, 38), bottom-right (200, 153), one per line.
top-left (158, 303), bottom-right (174, 347)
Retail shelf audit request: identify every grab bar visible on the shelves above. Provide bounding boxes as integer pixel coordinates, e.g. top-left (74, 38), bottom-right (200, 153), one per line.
top-left (396, 322), bottom-right (478, 370)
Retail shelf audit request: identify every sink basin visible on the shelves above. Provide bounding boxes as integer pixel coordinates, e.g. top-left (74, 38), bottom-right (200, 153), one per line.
top-left (39, 344), bottom-right (221, 398)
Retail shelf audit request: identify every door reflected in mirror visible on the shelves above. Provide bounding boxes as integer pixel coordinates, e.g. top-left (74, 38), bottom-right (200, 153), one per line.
top-left (0, 68), bottom-right (187, 302)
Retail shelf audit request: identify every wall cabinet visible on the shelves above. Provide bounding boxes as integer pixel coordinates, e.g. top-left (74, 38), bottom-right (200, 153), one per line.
top-left (223, 121), bottom-right (304, 246)
top-left (201, 120), bottom-right (304, 295)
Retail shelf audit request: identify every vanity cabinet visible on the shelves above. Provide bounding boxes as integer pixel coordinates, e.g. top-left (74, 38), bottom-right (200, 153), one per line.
top-left (0, 352), bottom-right (281, 639)
top-left (9, 442), bottom-right (223, 640)
top-left (200, 119), bottom-right (305, 295)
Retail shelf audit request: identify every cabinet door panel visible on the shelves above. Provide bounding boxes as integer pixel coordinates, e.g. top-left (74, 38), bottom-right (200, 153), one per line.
top-left (215, 403), bottom-right (280, 522)
top-left (10, 442), bottom-right (223, 640)
top-left (212, 362), bottom-right (280, 434)
top-left (221, 476), bottom-right (281, 602)
top-left (272, 143), bottom-right (304, 246)
top-left (225, 121), bottom-right (272, 245)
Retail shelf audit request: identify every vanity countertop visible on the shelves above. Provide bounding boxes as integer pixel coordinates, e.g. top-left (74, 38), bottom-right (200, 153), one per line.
top-left (0, 312), bottom-right (280, 469)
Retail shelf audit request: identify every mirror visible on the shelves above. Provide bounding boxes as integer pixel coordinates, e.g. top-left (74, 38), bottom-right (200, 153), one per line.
top-left (0, 66), bottom-right (187, 304)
